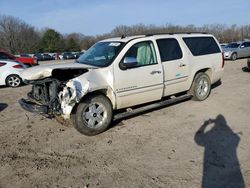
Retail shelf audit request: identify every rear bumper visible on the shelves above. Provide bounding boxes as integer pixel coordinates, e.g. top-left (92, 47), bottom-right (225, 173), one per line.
top-left (19, 98), bottom-right (48, 114)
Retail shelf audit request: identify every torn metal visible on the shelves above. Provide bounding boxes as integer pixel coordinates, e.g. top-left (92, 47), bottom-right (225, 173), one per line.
top-left (19, 63), bottom-right (114, 120)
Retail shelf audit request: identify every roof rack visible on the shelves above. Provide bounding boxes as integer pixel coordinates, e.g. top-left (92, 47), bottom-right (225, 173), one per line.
top-left (145, 32), bottom-right (208, 37)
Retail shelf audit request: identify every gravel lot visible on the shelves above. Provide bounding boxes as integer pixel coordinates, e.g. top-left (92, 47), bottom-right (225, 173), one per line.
top-left (0, 59), bottom-right (249, 188)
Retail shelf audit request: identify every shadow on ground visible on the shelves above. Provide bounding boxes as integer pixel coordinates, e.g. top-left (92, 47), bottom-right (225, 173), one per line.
top-left (0, 103), bottom-right (8, 112)
top-left (195, 114), bottom-right (245, 188)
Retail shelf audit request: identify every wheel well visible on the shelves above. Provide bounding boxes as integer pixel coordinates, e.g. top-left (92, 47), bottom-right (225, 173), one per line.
top-left (195, 68), bottom-right (212, 81)
top-left (71, 89), bottom-right (111, 115)
top-left (5, 74), bottom-right (19, 82)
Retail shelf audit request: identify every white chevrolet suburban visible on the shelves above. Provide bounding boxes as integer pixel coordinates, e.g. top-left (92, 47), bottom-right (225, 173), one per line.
top-left (19, 33), bottom-right (224, 135)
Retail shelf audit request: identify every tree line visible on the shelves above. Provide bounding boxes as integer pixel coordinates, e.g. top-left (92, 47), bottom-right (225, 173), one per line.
top-left (1, 14), bottom-right (250, 54)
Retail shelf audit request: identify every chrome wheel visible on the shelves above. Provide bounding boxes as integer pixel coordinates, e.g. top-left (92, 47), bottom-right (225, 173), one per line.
top-left (190, 72), bottom-right (211, 101)
top-left (6, 75), bottom-right (21, 87)
top-left (82, 102), bottom-right (108, 129)
top-left (197, 78), bottom-right (209, 97)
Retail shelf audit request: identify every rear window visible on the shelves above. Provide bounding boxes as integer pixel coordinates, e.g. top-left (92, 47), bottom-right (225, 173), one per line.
top-left (183, 37), bottom-right (220, 56)
top-left (156, 38), bottom-right (183, 61)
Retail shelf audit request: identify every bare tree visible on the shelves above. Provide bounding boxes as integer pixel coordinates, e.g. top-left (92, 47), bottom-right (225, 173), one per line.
top-left (0, 15), bottom-right (40, 54)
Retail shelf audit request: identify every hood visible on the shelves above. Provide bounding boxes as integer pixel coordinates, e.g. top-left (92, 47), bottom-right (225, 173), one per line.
top-left (223, 48), bottom-right (237, 52)
top-left (21, 62), bottom-right (96, 80)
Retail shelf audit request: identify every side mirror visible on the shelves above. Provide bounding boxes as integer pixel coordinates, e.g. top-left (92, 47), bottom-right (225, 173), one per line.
top-left (240, 45), bottom-right (245, 48)
top-left (123, 57), bottom-right (138, 69)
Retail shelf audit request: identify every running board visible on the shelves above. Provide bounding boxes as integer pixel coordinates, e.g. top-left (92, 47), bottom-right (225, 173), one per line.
top-left (113, 94), bottom-right (192, 121)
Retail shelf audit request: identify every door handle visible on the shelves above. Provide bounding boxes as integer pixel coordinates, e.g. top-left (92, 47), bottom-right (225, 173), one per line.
top-left (179, 63), bottom-right (186, 67)
top-left (150, 70), bottom-right (162, 75)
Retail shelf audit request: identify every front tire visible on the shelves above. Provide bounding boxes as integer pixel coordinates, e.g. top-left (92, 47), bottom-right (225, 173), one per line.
top-left (73, 94), bottom-right (113, 136)
top-left (231, 53), bottom-right (237, 61)
top-left (189, 72), bottom-right (211, 101)
top-left (6, 74), bottom-right (22, 87)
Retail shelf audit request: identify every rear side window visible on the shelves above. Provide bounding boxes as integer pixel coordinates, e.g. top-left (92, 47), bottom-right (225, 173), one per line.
top-left (183, 37), bottom-right (220, 56)
top-left (156, 38), bottom-right (182, 61)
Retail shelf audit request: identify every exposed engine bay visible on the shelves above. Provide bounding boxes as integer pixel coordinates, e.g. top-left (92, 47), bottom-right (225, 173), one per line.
top-left (25, 68), bottom-right (88, 117)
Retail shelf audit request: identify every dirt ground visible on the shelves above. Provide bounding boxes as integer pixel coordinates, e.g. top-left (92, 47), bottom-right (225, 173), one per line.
top-left (0, 59), bottom-right (250, 188)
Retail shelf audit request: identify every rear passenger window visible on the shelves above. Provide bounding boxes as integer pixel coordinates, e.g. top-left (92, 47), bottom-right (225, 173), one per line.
top-left (156, 38), bottom-right (182, 61)
top-left (183, 37), bottom-right (220, 56)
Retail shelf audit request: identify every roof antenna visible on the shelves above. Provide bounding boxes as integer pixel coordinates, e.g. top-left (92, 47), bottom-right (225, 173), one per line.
top-left (121, 34), bottom-right (125, 39)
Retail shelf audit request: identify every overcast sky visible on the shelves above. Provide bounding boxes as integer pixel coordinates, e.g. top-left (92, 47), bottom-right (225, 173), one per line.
top-left (0, 0), bottom-right (249, 35)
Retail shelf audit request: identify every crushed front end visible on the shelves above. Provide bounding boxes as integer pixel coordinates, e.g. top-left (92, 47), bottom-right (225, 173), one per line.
top-left (19, 78), bottom-right (64, 117)
top-left (19, 68), bottom-right (89, 119)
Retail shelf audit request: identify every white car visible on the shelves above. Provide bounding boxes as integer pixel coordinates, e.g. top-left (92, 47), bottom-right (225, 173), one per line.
top-left (19, 33), bottom-right (224, 135)
top-left (0, 60), bottom-right (25, 87)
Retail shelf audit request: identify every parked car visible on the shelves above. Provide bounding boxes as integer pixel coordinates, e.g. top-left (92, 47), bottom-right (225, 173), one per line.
top-left (33, 53), bottom-right (43, 61)
top-left (61, 52), bottom-right (75, 59)
top-left (0, 60), bottom-right (25, 87)
top-left (19, 33), bottom-right (224, 136)
top-left (220, 43), bottom-right (228, 51)
top-left (74, 52), bottom-right (85, 59)
top-left (49, 53), bottom-right (59, 60)
top-left (223, 41), bottom-right (250, 60)
top-left (19, 54), bottom-right (31, 57)
top-left (0, 49), bottom-right (38, 67)
top-left (42, 53), bottom-right (53, 61)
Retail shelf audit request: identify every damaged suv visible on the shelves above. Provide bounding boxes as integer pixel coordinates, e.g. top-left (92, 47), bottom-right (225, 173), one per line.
top-left (19, 33), bottom-right (224, 136)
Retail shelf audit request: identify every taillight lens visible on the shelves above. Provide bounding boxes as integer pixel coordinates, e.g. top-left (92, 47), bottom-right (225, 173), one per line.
top-left (13, 64), bottom-right (23, 69)
top-left (0, 62), bottom-right (6, 67)
top-left (222, 52), bottom-right (225, 68)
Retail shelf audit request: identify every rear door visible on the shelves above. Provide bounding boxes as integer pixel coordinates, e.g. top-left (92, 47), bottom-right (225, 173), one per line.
top-left (155, 37), bottom-right (190, 96)
top-left (114, 40), bottom-right (164, 109)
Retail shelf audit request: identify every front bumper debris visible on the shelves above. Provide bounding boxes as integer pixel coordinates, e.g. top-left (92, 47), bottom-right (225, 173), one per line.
top-left (19, 98), bottom-right (48, 114)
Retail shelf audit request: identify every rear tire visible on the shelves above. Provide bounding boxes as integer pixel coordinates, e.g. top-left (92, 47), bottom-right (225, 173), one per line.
top-left (72, 94), bottom-right (113, 136)
top-left (6, 74), bottom-right (22, 88)
top-left (189, 72), bottom-right (211, 101)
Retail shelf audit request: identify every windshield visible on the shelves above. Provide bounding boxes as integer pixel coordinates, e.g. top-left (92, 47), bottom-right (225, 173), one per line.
top-left (77, 41), bottom-right (124, 67)
top-left (225, 43), bottom-right (240, 48)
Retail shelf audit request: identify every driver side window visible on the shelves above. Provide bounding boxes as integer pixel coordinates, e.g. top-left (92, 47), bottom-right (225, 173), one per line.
top-left (124, 41), bottom-right (157, 67)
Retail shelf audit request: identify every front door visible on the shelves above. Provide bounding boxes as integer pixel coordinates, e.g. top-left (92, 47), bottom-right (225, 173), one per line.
top-left (156, 38), bottom-right (189, 96)
top-left (114, 40), bottom-right (164, 109)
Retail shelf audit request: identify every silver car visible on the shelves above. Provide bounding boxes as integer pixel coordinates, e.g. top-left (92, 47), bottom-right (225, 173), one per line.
top-left (223, 41), bottom-right (250, 61)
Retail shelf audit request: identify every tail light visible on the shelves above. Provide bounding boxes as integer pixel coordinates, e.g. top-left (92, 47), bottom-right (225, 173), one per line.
top-left (13, 64), bottom-right (23, 69)
top-left (0, 62), bottom-right (6, 67)
top-left (222, 52), bottom-right (225, 68)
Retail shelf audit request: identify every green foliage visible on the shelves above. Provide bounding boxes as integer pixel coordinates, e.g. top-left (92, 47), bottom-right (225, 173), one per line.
top-left (65, 38), bottom-right (80, 52)
top-left (40, 29), bottom-right (64, 52)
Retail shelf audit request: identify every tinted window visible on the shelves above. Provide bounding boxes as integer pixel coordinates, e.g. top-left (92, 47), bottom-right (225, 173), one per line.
top-left (244, 42), bottom-right (250, 47)
top-left (123, 41), bottom-right (157, 67)
top-left (183, 37), bottom-right (220, 56)
top-left (156, 38), bottom-right (182, 61)
top-left (226, 43), bottom-right (240, 48)
top-left (0, 52), bottom-right (10, 59)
